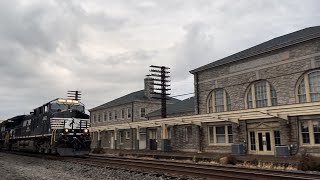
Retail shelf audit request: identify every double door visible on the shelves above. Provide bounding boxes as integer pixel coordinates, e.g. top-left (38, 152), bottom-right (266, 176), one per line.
top-left (257, 131), bottom-right (272, 154)
top-left (249, 130), bottom-right (275, 155)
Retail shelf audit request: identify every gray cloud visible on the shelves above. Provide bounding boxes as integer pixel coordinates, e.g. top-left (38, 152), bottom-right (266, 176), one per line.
top-left (0, 0), bottom-right (319, 119)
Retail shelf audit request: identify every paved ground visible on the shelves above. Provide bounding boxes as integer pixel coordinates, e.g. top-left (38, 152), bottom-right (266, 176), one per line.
top-left (0, 152), bottom-right (198, 180)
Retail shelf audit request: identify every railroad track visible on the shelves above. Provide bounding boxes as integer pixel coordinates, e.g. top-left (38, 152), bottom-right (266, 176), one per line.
top-left (64, 155), bottom-right (320, 180)
top-left (2, 150), bottom-right (320, 179)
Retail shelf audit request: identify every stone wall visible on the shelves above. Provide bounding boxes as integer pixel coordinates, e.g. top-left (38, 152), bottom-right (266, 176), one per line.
top-left (90, 101), bottom-right (163, 126)
top-left (148, 111), bottom-right (195, 120)
top-left (195, 38), bottom-right (320, 114)
top-left (171, 125), bottom-right (200, 152)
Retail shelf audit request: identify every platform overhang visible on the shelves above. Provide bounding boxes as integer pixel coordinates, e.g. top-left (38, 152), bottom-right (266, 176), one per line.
top-left (89, 102), bottom-right (320, 132)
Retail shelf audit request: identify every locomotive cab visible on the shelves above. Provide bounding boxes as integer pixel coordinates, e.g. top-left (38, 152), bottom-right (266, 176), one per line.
top-left (0, 97), bottom-right (91, 156)
top-left (49, 98), bottom-right (91, 156)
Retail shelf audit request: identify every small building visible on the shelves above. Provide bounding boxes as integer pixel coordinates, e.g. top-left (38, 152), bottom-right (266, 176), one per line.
top-left (146, 97), bottom-right (197, 152)
top-left (89, 78), bottom-right (180, 150)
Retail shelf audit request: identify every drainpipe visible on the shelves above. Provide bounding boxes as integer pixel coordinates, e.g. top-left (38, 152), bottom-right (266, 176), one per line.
top-left (245, 120), bottom-right (248, 153)
top-left (132, 102), bottom-right (134, 150)
top-left (131, 102), bottom-right (134, 122)
top-left (293, 117), bottom-right (300, 155)
top-left (196, 73), bottom-right (200, 114)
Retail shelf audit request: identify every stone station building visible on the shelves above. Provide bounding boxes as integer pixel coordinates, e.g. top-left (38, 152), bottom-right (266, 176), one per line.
top-left (90, 26), bottom-right (320, 156)
top-left (89, 79), bottom-right (180, 150)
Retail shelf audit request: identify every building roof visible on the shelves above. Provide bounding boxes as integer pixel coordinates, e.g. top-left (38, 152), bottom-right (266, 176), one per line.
top-left (190, 26), bottom-right (320, 74)
top-left (89, 90), bottom-right (180, 111)
top-left (146, 96), bottom-right (195, 118)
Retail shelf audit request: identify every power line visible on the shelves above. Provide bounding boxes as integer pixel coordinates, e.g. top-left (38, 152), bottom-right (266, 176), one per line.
top-left (171, 92), bottom-right (194, 97)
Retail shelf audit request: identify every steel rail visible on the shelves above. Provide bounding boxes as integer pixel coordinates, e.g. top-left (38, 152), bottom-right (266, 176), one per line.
top-left (3, 151), bottom-right (320, 180)
top-left (69, 155), bottom-right (320, 180)
top-left (88, 155), bottom-right (312, 177)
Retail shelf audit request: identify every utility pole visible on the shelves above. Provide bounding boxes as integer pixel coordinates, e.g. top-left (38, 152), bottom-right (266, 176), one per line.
top-left (67, 90), bottom-right (82, 101)
top-left (147, 65), bottom-right (171, 118)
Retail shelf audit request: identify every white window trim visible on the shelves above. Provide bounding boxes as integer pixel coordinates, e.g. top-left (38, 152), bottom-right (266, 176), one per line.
top-left (103, 112), bottom-right (107, 122)
top-left (296, 71), bottom-right (320, 103)
top-left (299, 120), bottom-right (320, 146)
top-left (185, 126), bottom-right (192, 143)
top-left (114, 111), bottom-right (117, 120)
top-left (140, 108), bottom-right (146, 118)
top-left (207, 89), bottom-right (230, 113)
top-left (108, 112), bottom-right (112, 121)
top-left (127, 108), bottom-right (131, 119)
top-left (119, 131), bottom-right (124, 144)
top-left (208, 125), bottom-right (233, 146)
top-left (121, 109), bottom-right (125, 119)
top-left (245, 81), bottom-right (275, 109)
top-left (125, 131), bottom-right (130, 139)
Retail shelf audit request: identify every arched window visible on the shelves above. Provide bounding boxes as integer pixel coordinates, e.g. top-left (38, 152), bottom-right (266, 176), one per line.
top-left (207, 89), bottom-right (231, 113)
top-left (297, 70), bottom-right (320, 103)
top-left (245, 80), bottom-right (277, 109)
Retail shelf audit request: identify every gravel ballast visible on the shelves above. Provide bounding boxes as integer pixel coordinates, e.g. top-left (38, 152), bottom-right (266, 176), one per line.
top-left (0, 152), bottom-right (201, 180)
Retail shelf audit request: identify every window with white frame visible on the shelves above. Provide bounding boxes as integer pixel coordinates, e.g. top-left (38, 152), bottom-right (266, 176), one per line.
top-left (114, 111), bottom-right (117, 120)
top-left (93, 115), bottom-right (96, 123)
top-left (149, 129), bottom-right (157, 139)
top-left (125, 131), bottom-right (130, 139)
top-left (246, 80), bottom-right (277, 109)
top-left (98, 114), bottom-right (101, 122)
top-left (207, 89), bottom-right (231, 113)
top-left (121, 109), bottom-right (125, 119)
top-left (109, 112), bottom-right (112, 120)
top-left (297, 70), bottom-right (320, 103)
top-left (208, 125), bottom-right (233, 145)
top-left (185, 126), bottom-right (192, 143)
top-left (249, 131), bottom-right (256, 150)
top-left (274, 130), bottom-right (281, 146)
top-left (140, 108), bottom-right (146, 118)
top-left (300, 120), bottom-right (320, 145)
top-left (103, 112), bottom-right (107, 121)
top-left (119, 131), bottom-right (124, 144)
top-left (127, 108), bottom-right (131, 119)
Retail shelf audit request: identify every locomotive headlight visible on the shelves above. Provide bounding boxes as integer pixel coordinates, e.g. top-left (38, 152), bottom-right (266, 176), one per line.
top-left (84, 129), bottom-right (89, 133)
top-left (65, 128), bottom-right (69, 133)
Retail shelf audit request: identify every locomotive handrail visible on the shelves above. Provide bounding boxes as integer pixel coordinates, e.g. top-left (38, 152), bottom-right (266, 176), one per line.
top-left (50, 129), bottom-right (57, 145)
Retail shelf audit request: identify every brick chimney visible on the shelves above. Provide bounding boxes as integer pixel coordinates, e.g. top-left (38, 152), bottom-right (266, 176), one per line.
top-left (144, 77), bottom-right (153, 100)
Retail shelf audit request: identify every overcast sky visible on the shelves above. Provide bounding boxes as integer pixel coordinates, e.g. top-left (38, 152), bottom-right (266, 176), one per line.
top-left (0, 0), bottom-right (319, 119)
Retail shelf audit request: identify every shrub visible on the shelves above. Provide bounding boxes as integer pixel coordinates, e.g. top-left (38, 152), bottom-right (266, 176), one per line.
top-left (226, 155), bottom-right (238, 165)
top-left (251, 158), bottom-right (259, 166)
top-left (298, 152), bottom-right (320, 171)
top-left (91, 147), bottom-right (104, 154)
top-left (219, 155), bottom-right (237, 165)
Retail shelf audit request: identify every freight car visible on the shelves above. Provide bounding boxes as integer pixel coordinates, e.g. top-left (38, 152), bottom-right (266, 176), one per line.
top-left (0, 98), bottom-right (91, 156)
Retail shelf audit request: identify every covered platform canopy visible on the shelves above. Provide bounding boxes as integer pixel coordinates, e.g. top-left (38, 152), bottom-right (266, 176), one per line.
top-left (90, 102), bottom-right (320, 132)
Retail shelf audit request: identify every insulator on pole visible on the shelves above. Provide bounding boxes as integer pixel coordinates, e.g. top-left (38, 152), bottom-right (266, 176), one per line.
top-left (147, 65), bottom-right (171, 118)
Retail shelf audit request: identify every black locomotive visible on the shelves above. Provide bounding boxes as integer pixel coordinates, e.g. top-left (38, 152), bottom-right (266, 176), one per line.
top-left (0, 98), bottom-right (91, 156)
